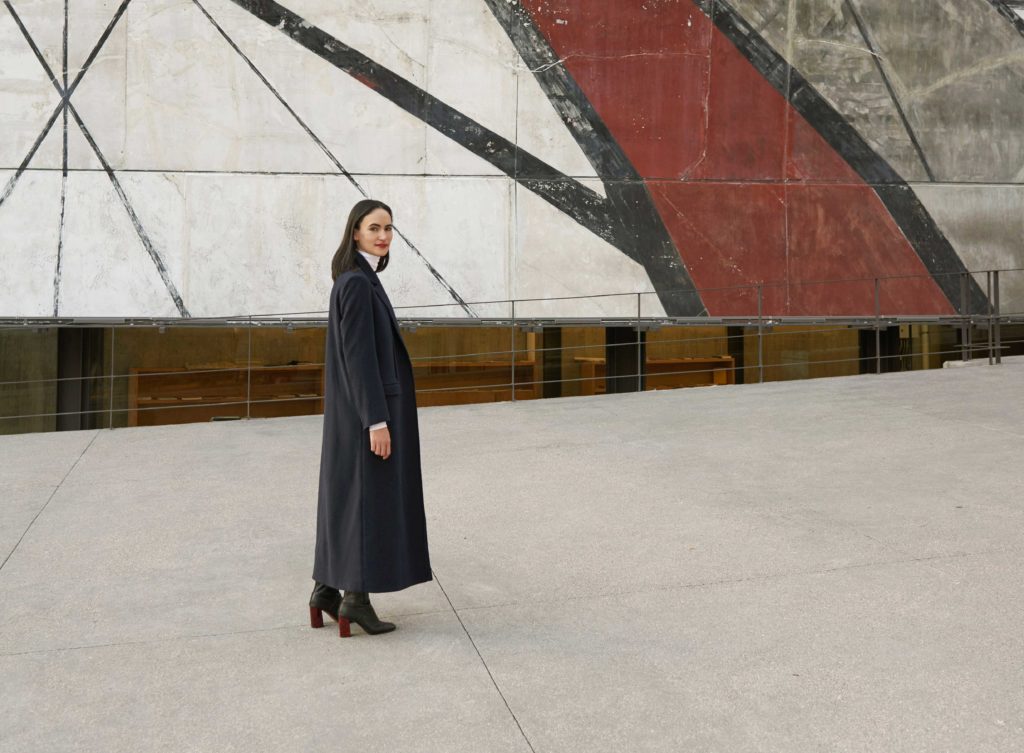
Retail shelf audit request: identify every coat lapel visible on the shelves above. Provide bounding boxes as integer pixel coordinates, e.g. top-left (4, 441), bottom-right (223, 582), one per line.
top-left (354, 252), bottom-right (403, 339)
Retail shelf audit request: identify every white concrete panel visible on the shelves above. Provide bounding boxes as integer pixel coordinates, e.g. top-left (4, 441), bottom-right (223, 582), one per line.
top-left (66, 110), bottom-right (105, 170)
top-left (117, 172), bottom-right (467, 319)
top-left (360, 175), bottom-right (514, 317)
top-left (512, 179), bottom-right (662, 319)
top-left (0, 170), bottom-right (61, 316)
top-left (913, 183), bottom-right (1024, 315)
top-left (72, 0), bottom-right (339, 173)
top-left (0, 7), bottom-right (62, 170)
top-left (58, 170), bottom-right (181, 317)
top-left (26, 113), bottom-right (63, 170)
top-left (4, 0), bottom-right (63, 67)
top-left (200, 0), bottom-right (428, 176)
top-left (66, 2), bottom-right (126, 170)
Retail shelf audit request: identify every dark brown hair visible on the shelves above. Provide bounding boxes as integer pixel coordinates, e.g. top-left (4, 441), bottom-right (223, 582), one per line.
top-left (331, 199), bottom-right (393, 281)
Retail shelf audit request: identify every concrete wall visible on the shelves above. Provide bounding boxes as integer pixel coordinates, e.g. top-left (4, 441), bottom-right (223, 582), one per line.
top-left (1, 0), bottom-right (1022, 320)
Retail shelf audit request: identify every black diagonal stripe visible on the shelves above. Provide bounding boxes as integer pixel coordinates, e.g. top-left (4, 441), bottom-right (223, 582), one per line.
top-left (700, 0), bottom-right (988, 314)
top-left (229, 0), bottom-right (705, 316)
top-left (985, 0), bottom-right (1024, 37)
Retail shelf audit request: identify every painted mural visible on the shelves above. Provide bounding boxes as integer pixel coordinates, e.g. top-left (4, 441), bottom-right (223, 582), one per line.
top-left (1, 0), bottom-right (1022, 320)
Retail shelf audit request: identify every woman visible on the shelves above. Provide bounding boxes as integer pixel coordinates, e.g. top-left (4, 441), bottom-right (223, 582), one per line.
top-left (309, 199), bottom-right (432, 637)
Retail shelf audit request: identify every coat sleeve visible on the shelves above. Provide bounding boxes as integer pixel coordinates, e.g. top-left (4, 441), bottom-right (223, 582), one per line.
top-left (337, 274), bottom-right (391, 430)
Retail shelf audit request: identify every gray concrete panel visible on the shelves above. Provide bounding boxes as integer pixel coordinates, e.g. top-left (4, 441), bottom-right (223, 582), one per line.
top-left (913, 184), bottom-right (1024, 314)
top-left (853, 0), bottom-right (1024, 182)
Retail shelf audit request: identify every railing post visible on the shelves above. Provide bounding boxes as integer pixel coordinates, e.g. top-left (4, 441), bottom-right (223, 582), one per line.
top-left (959, 272), bottom-right (970, 362)
top-left (636, 292), bottom-right (642, 391)
top-left (994, 270), bottom-right (1002, 365)
top-left (108, 326), bottom-right (116, 429)
top-left (986, 270), bottom-right (994, 366)
top-left (246, 316), bottom-right (253, 419)
top-left (511, 299), bottom-right (516, 402)
top-left (874, 278), bottom-right (881, 375)
top-left (757, 284), bottom-right (764, 384)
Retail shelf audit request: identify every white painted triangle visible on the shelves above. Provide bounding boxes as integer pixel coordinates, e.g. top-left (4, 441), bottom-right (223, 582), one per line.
top-left (357, 174), bottom-right (514, 316)
top-left (26, 111), bottom-right (64, 170)
top-left (0, 169), bottom-right (62, 317)
top-left (423, 0), bottom-right (599, 181)
top-left (200, 0), bottom-right (430, 176)
top-left (58, 149), bottom-right (183, 317)
top-left (67, 111), bottom-right (105, 170)
top-left (5, 0), bottom-right (64, 67)
top-left (514, 61), bottom-right (601, 181)
top-left (0, 7), bottom-right (63, 170)
top-left (512, 180), bottom-right (661, 318)
top-left (69, 0), bottom-right (340, 173)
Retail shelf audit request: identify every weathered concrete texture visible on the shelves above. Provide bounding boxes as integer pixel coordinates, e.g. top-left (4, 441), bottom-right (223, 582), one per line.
top-left (1, 360), bottom-right (1022, 751)
top-left (0, 170), bottom-right (62, 317)
top-left (0, 5), bottom-right (61, 171)
top-left (787, 0), bottom-right (930, 181)
top-left (854, 0), bottom-right (1024, 183)
top-left (512, 179), bottom-right (664, 319)
top-left (914, 184), bottom-right (1024, 314)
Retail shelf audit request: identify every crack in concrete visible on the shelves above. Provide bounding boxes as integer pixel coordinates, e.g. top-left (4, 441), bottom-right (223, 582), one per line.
top-left (907, 48), bottom-right (1024, 101)
top-left (0, 431), bottom-right (100, 574)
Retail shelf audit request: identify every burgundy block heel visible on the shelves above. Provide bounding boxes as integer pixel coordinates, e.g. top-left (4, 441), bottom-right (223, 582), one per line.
top-left (338, 617), bottom-right (352, 638)
top-left (310, 606), bottom-right (324, 628)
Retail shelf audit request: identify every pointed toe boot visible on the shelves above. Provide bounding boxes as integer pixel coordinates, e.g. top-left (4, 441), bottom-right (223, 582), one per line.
top-left (337, 590), bottom-right (396, 637)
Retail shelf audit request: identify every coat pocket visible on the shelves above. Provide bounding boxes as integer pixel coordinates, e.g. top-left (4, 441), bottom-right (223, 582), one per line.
top-left (382, 381), bottom-right (401, 395)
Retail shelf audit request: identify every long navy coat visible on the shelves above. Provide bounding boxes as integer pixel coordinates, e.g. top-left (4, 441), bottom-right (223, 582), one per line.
top-left (313, 252), bottom-right (432, 593)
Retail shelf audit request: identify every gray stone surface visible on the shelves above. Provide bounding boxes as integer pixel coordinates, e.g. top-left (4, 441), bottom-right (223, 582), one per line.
top-left (1, 359), bottom-right (1022, 751)
top-left (854, 0), bottom-right (1024, 183)
top-left (914, 184), bottom-right (1024, 314)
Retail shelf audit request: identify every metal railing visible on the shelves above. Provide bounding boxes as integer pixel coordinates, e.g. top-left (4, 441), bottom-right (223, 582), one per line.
top-left (1, 268), bottom-right (1021, 432)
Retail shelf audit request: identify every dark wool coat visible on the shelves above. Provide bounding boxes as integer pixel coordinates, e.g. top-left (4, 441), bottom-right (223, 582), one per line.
top-left (313, 252), bottom-right (432, 593)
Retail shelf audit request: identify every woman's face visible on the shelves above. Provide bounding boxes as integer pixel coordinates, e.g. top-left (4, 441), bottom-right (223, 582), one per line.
top-left (353, 208), bottom-right (393, 257)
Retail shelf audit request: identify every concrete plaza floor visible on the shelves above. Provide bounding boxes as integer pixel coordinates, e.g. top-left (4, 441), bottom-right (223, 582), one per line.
top-left (1, 358), bottom-right (1022, 752)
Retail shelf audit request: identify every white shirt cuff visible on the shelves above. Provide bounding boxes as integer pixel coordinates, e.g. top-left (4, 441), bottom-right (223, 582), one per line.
top-left (369, 421), bottom-right (387, 431)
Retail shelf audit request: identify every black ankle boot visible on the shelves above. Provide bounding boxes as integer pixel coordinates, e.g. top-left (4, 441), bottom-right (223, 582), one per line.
top-left (308, 581), bottom-right (341, 627)
top-left (339, 590), bottom-right (396, 636)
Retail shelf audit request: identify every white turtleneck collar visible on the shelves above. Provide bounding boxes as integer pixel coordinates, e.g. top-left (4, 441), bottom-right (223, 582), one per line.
top-left (357, 249), bottom-right (383, 272)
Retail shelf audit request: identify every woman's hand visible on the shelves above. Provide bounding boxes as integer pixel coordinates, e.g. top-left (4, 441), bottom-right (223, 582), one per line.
top-left (369, 426), bottom-right (391, 460)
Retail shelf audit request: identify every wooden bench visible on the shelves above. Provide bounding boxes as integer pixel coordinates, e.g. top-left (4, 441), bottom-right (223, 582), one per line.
top-left (575, 356), bottom-right (735, 396)
top-left (128, 364), bottom-right (324, 426)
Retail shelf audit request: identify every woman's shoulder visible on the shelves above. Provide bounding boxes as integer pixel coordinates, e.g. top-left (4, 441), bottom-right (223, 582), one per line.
top-left (333, 268), bottom-right (370, 292)
top-left (332, 269), bottom-right (372, 306)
